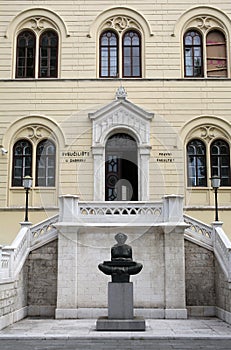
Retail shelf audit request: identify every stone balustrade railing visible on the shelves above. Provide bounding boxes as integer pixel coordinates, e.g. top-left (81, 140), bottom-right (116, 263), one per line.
top-left (183, 214), bottom-right (213, 247)
top-left (77, 201), bottom-right (163, 223)
top-left (184, 215), bottom-right (231, 282)
top-left (58, 194), bottom-right (184, 224)
top-left (213, 222), bottom-right (231, 282)
top-left (0, 215), bottom-right (59, 282)
top-left (0, 195), bottom-right (231, 284)
top-left (30, 214), bottom-right (59, 248)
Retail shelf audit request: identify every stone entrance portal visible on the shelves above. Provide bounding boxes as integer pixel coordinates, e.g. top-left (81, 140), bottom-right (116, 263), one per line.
top-left (89, 87), bottom-right (153, 201)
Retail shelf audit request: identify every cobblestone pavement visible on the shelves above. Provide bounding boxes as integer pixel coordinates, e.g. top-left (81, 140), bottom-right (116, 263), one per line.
top-left (0, 318), bottom-right (231, 350)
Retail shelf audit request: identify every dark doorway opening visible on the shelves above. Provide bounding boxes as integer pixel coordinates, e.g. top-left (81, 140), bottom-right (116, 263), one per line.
top-left (105, 133), bottom-right (138, 201)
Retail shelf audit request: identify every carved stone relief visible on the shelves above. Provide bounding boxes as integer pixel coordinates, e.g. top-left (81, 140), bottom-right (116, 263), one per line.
top-left (18, 16), bottom-right (57, 33)
top-left (188, 124), bottom-right (229, 143)
top-left (15, 125), bottom-right (55, 143)
top-left (186, 16), bottom-right (224, 33)
top-left (102, 16), bottom-right (141, 33)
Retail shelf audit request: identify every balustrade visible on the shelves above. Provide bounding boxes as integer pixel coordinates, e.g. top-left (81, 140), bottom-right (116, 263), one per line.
top-left (183, 214), bottom-right (213, 246)
top-left (0, 197), bottom-right (231, 284)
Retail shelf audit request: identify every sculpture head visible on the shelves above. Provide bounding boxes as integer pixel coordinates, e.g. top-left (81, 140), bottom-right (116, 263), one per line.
top-left (115, 233), bottom-right (127, 245)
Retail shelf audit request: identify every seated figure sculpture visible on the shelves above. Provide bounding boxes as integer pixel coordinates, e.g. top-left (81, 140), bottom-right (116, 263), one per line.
top-left (98, 233), bottom-right (143, 282)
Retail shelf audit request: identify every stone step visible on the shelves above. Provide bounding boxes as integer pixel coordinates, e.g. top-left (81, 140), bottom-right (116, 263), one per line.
top-left (0, 338), bottom-right (231, 350)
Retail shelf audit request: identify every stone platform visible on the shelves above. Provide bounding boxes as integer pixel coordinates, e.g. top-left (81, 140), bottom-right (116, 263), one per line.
top-left (0, 318), bottom-right (231, 350)
top-left (96, 316), bottom-right (145, 331)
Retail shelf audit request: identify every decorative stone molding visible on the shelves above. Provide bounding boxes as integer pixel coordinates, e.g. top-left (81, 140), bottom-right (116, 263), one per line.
top-left (5, 7), bottom-right (70, 39)
top-left (185, 15), bottom-right (224, 33)
top-left (89, 88), bottom-right (153, 146)
top-left (102, 15), bottom-right (141, 34)
top-left (88, 6), bottom-right (153, 38)
top-left (2, 115), bottom-right (66, 150)
top-left (180, 116), bottom-right (231, 145)
top-left (18, 16), bottom-right (58, 34)
top-left (186, 124), bottom-right (230, 144)
top-left (200, 125), bottom-right (216, 142)
top-left (14, 125), bottom-right (56, 144)
top-left (173, 6), bottom-right (231, 38)
top-left (115, 86), bottom-right (127, 100)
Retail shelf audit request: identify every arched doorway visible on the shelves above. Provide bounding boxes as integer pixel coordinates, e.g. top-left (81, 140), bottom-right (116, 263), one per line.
top-left (105, 133), bottom-right (138, 201)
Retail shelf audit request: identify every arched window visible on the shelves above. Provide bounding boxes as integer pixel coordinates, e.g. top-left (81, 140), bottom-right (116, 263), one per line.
top-left (16, 30), bottom-right (36, 78)
top-left (206, 30), bottom-right (227, 78)
top-left (12, 140), bottom-right (32, 186)
top-left (36, 139), bottom-right (56, 187)
top-left (122, 30), bottom-right (141, 77)
top-left (183, 26), bottom-right (228, 78)
top-left (210, 139), bottom-right (230, 186)
top-left (39, 30), bottom-right (58, 78)
top-left (184, 30), bottom-right (203, 77)
top-left (187, 139), bottom-right (207, 187)
top-left (15, 28), bottom-right (59, 79)
top-left (99, 31), bottom-right (118, 77)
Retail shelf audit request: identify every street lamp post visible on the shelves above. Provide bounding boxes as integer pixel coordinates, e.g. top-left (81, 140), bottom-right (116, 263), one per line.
top-left (210, 175), bottom-right (221, 222)
top-left (23, 175), bottom-right (33, 222)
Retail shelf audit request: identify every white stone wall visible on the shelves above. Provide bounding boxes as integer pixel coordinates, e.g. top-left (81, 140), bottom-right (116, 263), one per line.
top-left (55, 223), bottom-right (187, 319)
top-left (0, 265), bottom-right (28, 330)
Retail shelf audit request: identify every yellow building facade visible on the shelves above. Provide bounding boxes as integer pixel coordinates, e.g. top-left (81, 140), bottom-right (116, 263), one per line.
top-left (0, 1), bottom-right (231, 243)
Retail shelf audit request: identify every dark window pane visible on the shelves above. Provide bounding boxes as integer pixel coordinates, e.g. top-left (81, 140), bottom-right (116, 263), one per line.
top-left (184, 31), bottom-right (203, 77)
top-left (187, 139), bottom-right (207, 187)
top-left (12, 140), bottom-right (32, 186)
top-left (99, 31), bottom-right (118, 78)
top-left (210, 140), bottom-right (230, 186)
top-left (122, 31), bottom-right (141, 77)
top-left (39, 31), bottom-right (58, 78)
top-left (36, 139), bottom-right (56, 187)
top-left (16, 31), bottom-right (35, 78)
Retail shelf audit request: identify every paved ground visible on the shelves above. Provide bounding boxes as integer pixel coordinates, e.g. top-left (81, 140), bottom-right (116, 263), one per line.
top-left (0, 317), bottom-right (231, 349)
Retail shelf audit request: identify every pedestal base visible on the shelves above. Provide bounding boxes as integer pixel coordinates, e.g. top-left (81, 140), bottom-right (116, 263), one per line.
top-left (108, 282), bottom-right (133, 319)
top-left (96, 316), bottom-right (146, 331)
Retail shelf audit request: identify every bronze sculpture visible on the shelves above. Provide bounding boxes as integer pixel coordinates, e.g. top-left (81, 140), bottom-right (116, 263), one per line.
top-left (98, 233), bottom-right (143, 282)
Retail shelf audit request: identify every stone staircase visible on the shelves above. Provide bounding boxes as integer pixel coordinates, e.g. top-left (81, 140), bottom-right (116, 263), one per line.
top-left (1, 204), bottom-right (230, 285)
top-left (0, 198), bottom-right (231, 330)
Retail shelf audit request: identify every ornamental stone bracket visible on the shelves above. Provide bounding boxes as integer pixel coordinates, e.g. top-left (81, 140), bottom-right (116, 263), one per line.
top-left (88, 88), bottom-right (154, 201)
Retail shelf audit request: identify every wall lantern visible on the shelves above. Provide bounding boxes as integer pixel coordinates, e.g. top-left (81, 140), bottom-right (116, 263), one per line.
top-left (22, 175), bottom-right (33, 222)
top-left (210, 175), bottom-right (221, 222)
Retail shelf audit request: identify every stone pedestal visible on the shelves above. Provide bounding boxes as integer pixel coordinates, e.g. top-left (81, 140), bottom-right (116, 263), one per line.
top-left (96, 282), bottom-right (145, 331)
top-left (108, 282), bottom-right (133, 319)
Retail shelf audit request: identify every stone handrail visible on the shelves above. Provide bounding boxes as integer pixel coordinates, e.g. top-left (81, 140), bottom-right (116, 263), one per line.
top-left (184, 215), bottom-right (231, 282)
top-left (0, 225), bottom-right (29, 281)
top-left (0, 249), bottom-right (12, 279)
top-left (78, 201), bottom-right (163, 223)
top-left (30, 214), bottom-right (59, 248)
top-left (213, 222), bottom-right (231, 282)
top-left (58, 194), bottom-right (184, 224)
top-left (183, 214), bottom-right (213, 247)
top-left (0, 215), bottom-right (59, 282)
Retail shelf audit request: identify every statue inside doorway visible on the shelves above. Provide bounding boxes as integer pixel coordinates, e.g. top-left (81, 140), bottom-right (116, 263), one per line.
top-left (98, 233), bottom-right (143, 283)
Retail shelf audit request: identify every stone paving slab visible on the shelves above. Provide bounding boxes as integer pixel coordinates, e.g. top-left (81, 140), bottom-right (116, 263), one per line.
top-left (0, 318), bottom-right (231, 350)
top-left (0, 317), bottom-right (231, 339)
